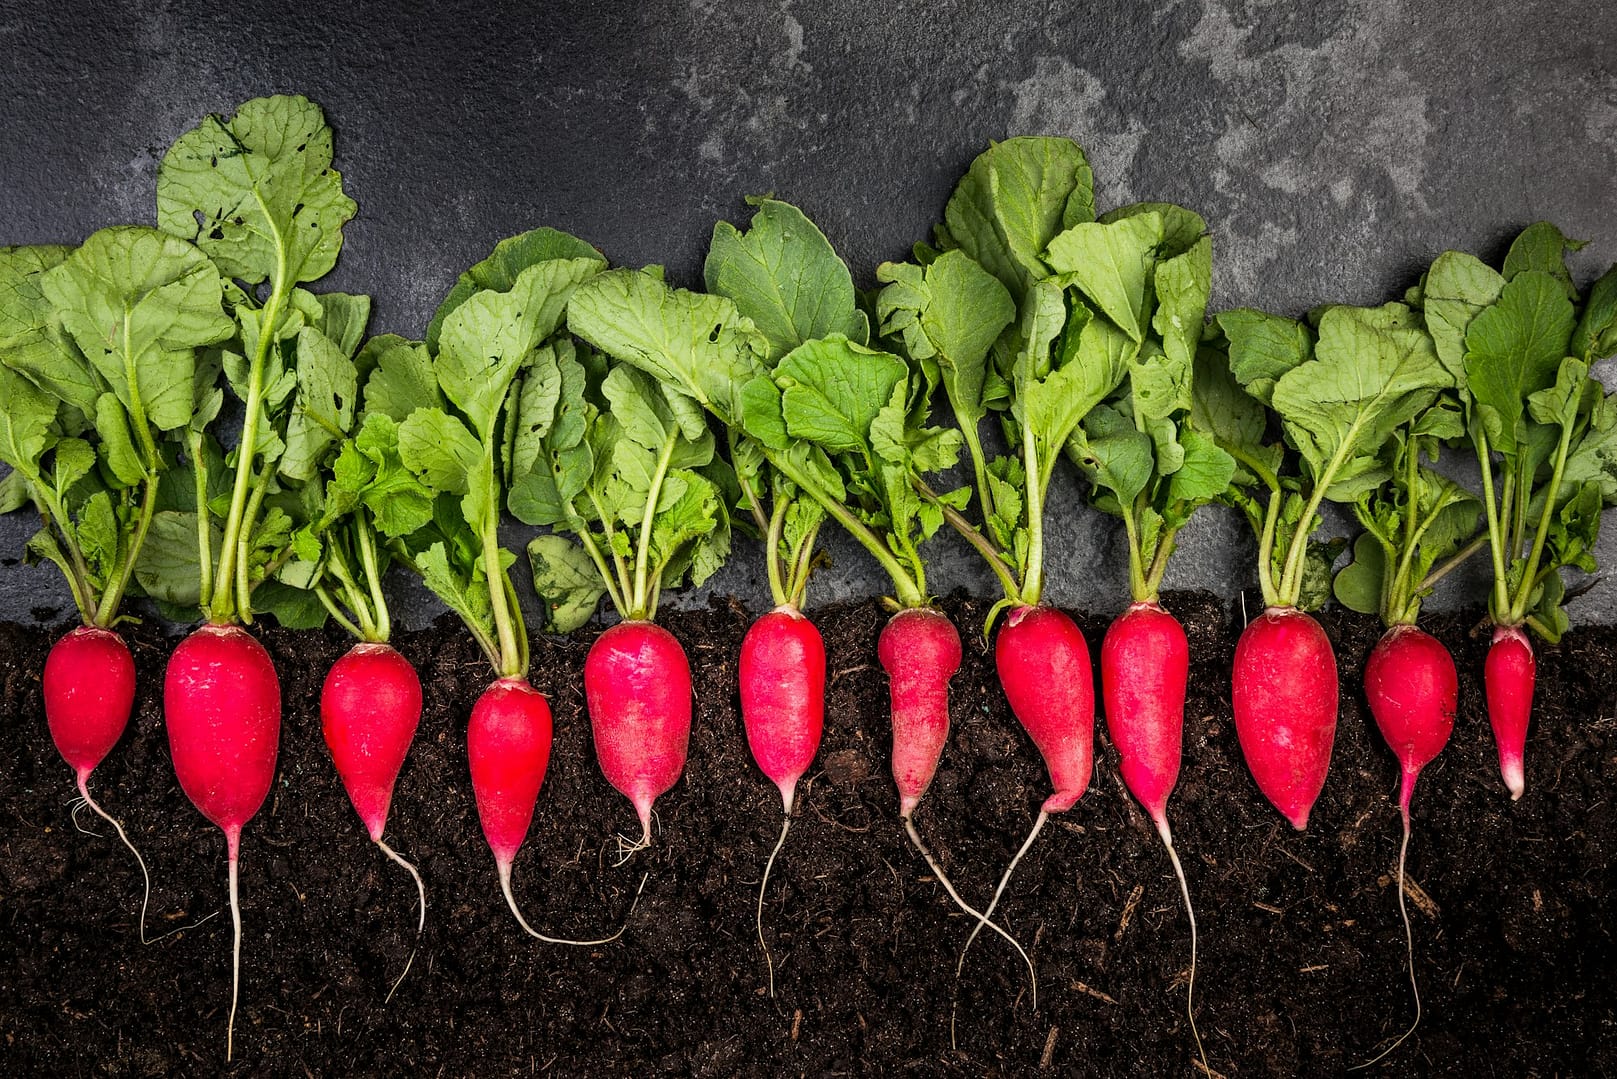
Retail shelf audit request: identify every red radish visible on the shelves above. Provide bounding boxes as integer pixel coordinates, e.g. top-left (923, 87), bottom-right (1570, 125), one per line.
top-left (955, 605), bottom-right (1093, 1001)
top-left (321, 641), bottom-right (427, 999)
top-left (739, 605), bottom-right (825, 995)
top-left (163, 623), bottom-right (281, 1062)
top-left (1231, 606), bottom-right (1338, 830)
top-left (876, 605), bottom-right (1036, 996)
top-left (44, 625), bottom-right (161, 936)
top-left (1355, 623), bottom-right (1457, 1068)
top-left (468, 676), bottom-right (642, 944)
top-left (878, 606), bottom-right (962, 820)
top-left (1101, 601), bottom-right (1206, 1069)
top-left (1484, 624), bottom-right (1534, 800)
top-left (585, 620), bottom-right (693, 851)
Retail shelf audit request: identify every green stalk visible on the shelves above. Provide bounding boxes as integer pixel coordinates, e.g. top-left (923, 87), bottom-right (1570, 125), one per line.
top-left (1473, 428), bottom-right (1512, 621)
top-left (916, 478), bottom-right (1020, 601)
top-left (211, 278), bottom-right (287, 624)
top-left (572, 524), bottom-right (628, 619)
top-left (787, 518), bottom-right (820, 609)
top-left (189, 430), bottom-right (213, 609)
top-left (959, 421), bottom-right (997, 528)
top-left (1020, 415), bottom-right (1045, 608)
top-left (1141, 525), bottom-right (1179, 604)
top-left (585, 487), bottom-right (635, 611)
top-left (767, 448), bottom-right (925, 609)
top-left (314, 585), bottom-right (365, 640)
top-left (1121, 497), bottom-right (1148, 603)
top-left (631, 431), bottom-right (680, 619)
top-left (1509, 407), bottom-right (1578, 624)
top-left (763, 493), bottom-right (789, 608)
top-left (479, 446), bottom-right (523, 678)
top-left (1255, 488), bottom-right (1282, 609)
top-left (94, 475), bottom-right (159, 627)
top-left (356, 522), bottom-right (391, 643)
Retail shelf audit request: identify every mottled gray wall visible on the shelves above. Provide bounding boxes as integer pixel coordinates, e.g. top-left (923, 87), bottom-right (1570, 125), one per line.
top-left (3, 0), bottom-right (1615, 627)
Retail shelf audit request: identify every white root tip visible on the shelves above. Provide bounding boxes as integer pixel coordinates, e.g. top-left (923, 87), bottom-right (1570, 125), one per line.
top-left (756, 815), bottom-right (793, 998)
top-left (499, 857), bottom-right (647, 946)
top-left (376, 839), bottom-right (427, 1003)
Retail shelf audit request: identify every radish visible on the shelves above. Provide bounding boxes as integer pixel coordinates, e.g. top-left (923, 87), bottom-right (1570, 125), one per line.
top-left (1485, 625), bottom-right (1534, 800)
top-left (321, 639), bottom-right (427, 999)
top-left (567, 258), bottom-right (1035, 990)
top-left (1100, 601), bottom-right (1207, 1069)
top-left (739, 604), bottom-right (825, 995)
top-left (163, 623), bottom-right (281, 1062)
top-left (585, 620), bottom-right (694, 852)
top-left (1411, 226), bottom-right (1617, 798)
top-left (1204, 301), bottom-right (1455, 827)
top-left (1231, 607), bottom-right (1338, 830)
top-left (468, 676), bottom-right (644, 945)
top-left (43, 626), bottom-right (158, 933)
top-left (1328, 407), bottom-right (1482, 1068)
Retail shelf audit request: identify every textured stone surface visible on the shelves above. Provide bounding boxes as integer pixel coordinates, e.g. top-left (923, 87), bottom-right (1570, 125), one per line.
top-left (2, 0), bottom-right (1615, 627)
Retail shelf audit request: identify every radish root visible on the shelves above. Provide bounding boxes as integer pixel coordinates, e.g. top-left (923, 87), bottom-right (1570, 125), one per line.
top-left (950, 809), bottom-right (1048, 1048)
top-left (1351, 803), bottom-right (1420, 1070)
top-left (376, 838), bottom-right (426, 1004)
top-left (499, 861), bottom-right (648, 946)
top-left (74, 774), bottom-right (177, 945)
top-left (756, 815), bottom-right (792, 997)
top-left (902, 816), bottom-right (1037, 1012)
top-left (225, 832), bottom-right (242, 1064)
top-left (1157, 818), bottom-right (1207, 1078)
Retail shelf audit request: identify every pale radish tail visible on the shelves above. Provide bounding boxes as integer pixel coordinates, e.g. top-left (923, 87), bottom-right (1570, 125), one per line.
top-left (497, 860), bottom-right (648, 946)
top-left (901, 815), bottom-right (1037, 1029)
top-left (74, 772), bottom-right (154, 943)
top-left (1156, 818), bottom-right (1207, 1078)
top-left (375, 838), bottom-right (427, 1003)
top-left (756, 815), bottom-right (793, 997)
top-left (225, 828), bottom-right (242, 1064)
top-left (950, 809), bottom-right (1048, 1049)
top-left (1351, 816), bottom-right (1421, 1070)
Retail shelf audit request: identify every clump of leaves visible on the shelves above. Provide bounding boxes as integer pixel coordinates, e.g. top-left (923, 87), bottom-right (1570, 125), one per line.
top-left (146, 94), bottom-right (372, 628)
top-left (1405, 222), bottom-right (1617, 639)
top-left (1196, 301), bottom-right (1456, 611)
top-left (0, 230), bottom-right (234, 627)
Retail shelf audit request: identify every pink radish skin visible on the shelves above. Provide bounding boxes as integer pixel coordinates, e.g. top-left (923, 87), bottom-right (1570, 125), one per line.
top-left (163, 623), bottom-right (281, 1062)
top-left (585, 620), bottom-right (693, 848)
top-left (1484, 624), bottom-right (1534, 801)
top-left (1232, 606), bottom-right (1338, 830)
top-left (740, 605), bottom-right (825, 816)
top-left (469, 676), bottom-right (644, 946)
top-left (877, 606), bottom-right (961, 819)
top-left (44, 625), bottom-right (162, 938)
top-left (322, 642), bottom-right (423, 842)
top-left (1102, 603), bottom-right (1188, 826)
top-left (876, 606), bottom-right (1035, 1000)
top-left (1356, 623), bottom-right (1457, 1068)
top-left (45, 625), bottom-right (136, 779)
top-left (996, 604), bottom-right (1094, 813)
top-left (1101, 601), bottom-right (1206, 1072)
top-left (739, 604), bottom-right (826, 995)
top-left (321, 641), bottom-right (427, 1000)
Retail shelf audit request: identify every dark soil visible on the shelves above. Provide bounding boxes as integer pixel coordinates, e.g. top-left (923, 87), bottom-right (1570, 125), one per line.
top-left (1, 591), bottom-right (1614, 1077)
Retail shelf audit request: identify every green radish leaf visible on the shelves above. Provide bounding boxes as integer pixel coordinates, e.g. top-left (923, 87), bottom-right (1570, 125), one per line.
top-left (1463, 270), bottom-right (1576, 454)
top-left (527, 534), bottom-right (608, 633)
top-left (943, 136), bottom-right (1096, 300)
top-left (0, 244), bottom-right (100, 417)
top-left (134, 510), bottom-right (217, 605)
top-left (1043, 211), bottom-right (1164, 342)
top-left (1216, 308), bottom-right (1314, 406)
top-left (1501, 221), bottom-right (1583, 296)
top-left (42, 227), bottom-right (236, 434)
top-left (705, 197), bottom-right (868, 358)
top-left (398, 408), bottom-right (482, 495)
top-left (1333, 532), bottom-right (1386, 615)
top-left (158, 95), bottom-right (356, 287)
top-left (279, 326), bottom-right (359, 482)
top-left (362, 337), bottom-right (443, 422)
top-left (0, 364), bottom-right (60, 476)
top-left (1420, 251), bottom-right (1504, 387)
top-left (776, 336), bottom-right (907, 454)
top-left (428, 228), bottom-right (606, 352)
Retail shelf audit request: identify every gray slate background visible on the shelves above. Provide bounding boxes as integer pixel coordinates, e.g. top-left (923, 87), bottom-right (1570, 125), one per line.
top-left (3, 0), bottom-right (1615, 628)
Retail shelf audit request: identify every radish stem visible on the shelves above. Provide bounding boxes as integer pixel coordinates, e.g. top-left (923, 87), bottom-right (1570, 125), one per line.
top-left (498, 862), bottom-right (648, 946)
top-left (755, 815), bottom-right (792, 997)
top-left (376, 839), bottom-right (426, 1004)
